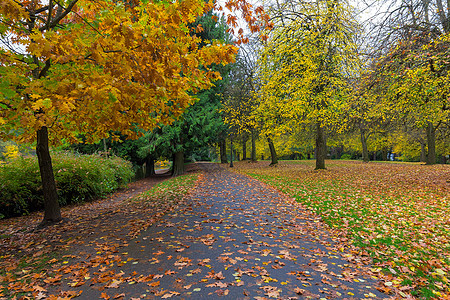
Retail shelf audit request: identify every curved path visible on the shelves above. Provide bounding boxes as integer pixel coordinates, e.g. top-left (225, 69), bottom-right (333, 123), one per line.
top-left (62, 163), bottom-right (389, 299)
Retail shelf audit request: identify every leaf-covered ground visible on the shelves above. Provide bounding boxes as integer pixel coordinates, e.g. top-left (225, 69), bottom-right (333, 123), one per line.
top-left (1, 162), bottom-right (392, 299)
top-left (234, 160), bottom-right (449, 299)
top-left (0, 168), bottom-right (199, 300)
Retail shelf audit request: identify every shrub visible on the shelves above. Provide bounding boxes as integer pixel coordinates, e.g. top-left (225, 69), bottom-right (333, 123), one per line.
top-left (0, 152), bottom-right (133, 219)
top-left (340, 153), bottom-right (352, 160)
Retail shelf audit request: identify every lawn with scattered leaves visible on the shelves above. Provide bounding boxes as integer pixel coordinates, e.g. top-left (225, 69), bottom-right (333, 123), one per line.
top-left (234, 160), bottom-right (449, 299)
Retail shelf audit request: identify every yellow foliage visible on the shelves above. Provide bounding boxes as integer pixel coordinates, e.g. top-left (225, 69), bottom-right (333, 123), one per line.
top-left (0, 0), bottom-right (242, 145)
top-left (254, 0), bottom-right (361, 139)
top-left (2, 144), bottom-right (20, 160)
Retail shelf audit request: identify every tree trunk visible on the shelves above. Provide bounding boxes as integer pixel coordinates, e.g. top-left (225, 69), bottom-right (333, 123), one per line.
top-left (242, 136), bottom-right (247, 161)
top-left (381, 148), bottom-right (388, 161)
top-left (267, 137), bottom-right (278, 166)
top-left (172, 151), bottom-right (185, 176)
top-left (219, 140), bottom-right (228, 164)
top-left (426, 122), bottom-right (436, 165)
top-left (251, 128), bottom-right (257, 162)
top-left (230, 138), bottom-right (234, 167)
top-left (360, 129), bottom-right (369, 163)
top-left (103, 138), bottom-right (108, 158)
top-left (420, 140), bottom-right (427, 163)
top-left (145, 155), bottom-right (155, 177)
top-left (36, 126), bottom-right (62, 225)
top-left (315, 122), bottom-right (326, 170)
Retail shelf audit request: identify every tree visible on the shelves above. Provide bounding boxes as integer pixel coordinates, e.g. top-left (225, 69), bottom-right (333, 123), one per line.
top-left (120, 10), bottom-right (238, 176)
top-left (256, 0), bottom-right (360, 169)
top-left (222, 40), bottom-right (261, 163)
top-left (366, 0), bottom-right (450, 164)
top-left (0, 0), bottom-right (268, 225)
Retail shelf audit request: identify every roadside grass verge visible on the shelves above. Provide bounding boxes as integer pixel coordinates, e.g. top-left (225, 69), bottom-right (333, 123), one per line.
top-left (133, 173), bottom-right (199, 205)
top-left (234, 160), bottom-right (449, 299)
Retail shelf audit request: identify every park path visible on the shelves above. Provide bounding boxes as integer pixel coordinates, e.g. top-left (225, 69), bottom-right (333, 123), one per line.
top-left (55, 163), bottom-right (389, 299)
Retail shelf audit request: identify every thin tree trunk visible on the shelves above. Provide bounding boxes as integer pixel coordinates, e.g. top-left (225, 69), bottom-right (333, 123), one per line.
top-left (315, 122), bottom-right (326, 170)
top-left (220, 140), bottom-right (228, 164)
top-left (36, 126), bottom-right (62, 225)
top-left (103, 138), bottom-right (108, 158)
top-left (172, 151), bottom-right (185, 176)
top-left (267, 137), bottom-right (278, 166)
top-left (251, 128), bottom-right (257, 162)
top-left (420, 140), bottom-right (427, 163)
top-left (242, 136), bottom-right (247, 161)
top-left (360, 128), bottom-right (369, 163)
top-left (145, 155), bottom-right (155, 177)
top-left (381, 148), bottom-right (388, 161)
top-left (230, 138), bottom-right (234, 167)
top-left (426, 122), bottom-right (436, 165)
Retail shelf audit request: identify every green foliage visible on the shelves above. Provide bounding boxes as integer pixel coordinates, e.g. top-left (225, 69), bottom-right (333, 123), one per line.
top-left (138, 172), bottom-right (198, 204)
top-left (132, 11), bottom-right (233, 162)
top-left (70, 134), bottom-right (147, 166)
top-left (236, 160), bottom-right (449, 298)
top-left (0, 152), bottom-right (133, 219)
top-left (340, 153), bottom-right (352, 160)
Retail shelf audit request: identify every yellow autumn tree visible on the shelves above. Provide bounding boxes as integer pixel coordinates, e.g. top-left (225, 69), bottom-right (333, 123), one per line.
top-left (255, 0), bottom-right (360, 169)
top-left (374, 34), bottom-right (450, 164)
top-left (0, 0), bottom-right (268, 225)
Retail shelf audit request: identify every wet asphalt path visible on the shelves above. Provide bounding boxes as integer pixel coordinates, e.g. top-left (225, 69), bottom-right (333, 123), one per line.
top-left (70, 163), bottom-right (389, 299)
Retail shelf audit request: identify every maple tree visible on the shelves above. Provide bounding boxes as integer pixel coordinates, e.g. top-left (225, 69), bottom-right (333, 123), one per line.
top-left (255, 0), bottom-right (360, 169)
top-left (0, 0), bottom-right (270, 224)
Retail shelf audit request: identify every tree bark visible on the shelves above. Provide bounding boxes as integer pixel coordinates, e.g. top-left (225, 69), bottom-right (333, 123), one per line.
top-left (219, 140), bottom-right (228, 164)
top-left (381, 148), bottom-right (388, 161)
top-left (360, 128), bottom-right (369, 163)
top-left (145, 155), bottom-right (155, 177)
top-left (315, 122), bottom-right (326, 170)
top-left (251, 128), bottom-right (257, 162)
top-left (426, 122), bottom-right (436, 165)
top-left (230, 138), bottom-right (234, 167)
top-left (36, 126), bottom-right (62, 225)
top-left (103, 138), bottom-right (108, 158)
top-left (420, 140), bottom-right (427, 163)
top-left (267, 137), bottom-right (278, 166)
top-left (172, 151), bottom-right (185, 176)
top-left (242, 136), bottom-right (247, 161)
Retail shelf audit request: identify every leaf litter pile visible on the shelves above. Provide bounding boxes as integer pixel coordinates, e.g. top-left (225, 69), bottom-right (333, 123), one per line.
top-left (234, 160), bottom-right (449, 299)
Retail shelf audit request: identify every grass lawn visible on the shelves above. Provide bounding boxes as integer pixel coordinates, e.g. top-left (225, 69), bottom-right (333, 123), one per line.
top-left (234, 159), bottom-right (449, 299)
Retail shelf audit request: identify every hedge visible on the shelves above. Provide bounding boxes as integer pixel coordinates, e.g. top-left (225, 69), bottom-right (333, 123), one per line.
top-left (0, 152), bottom-right (134, 219)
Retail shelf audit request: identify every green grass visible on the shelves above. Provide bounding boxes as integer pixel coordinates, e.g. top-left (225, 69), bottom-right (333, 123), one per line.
top-left (135, 173), bottom-right (199, 204)
top-left (0, 251), bottom-right (63, 298)
top-left (235, 160), bottom-right (449, 299)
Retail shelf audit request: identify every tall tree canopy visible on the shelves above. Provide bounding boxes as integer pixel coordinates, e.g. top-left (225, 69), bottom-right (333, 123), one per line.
top-left (256, 0), bottom-right (360, 169)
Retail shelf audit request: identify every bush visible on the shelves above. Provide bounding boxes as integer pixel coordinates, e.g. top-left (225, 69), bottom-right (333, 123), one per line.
top-left (340, 153), bottom-right (352, 160)
top-left (0, 152), bottom-right (133, 219)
